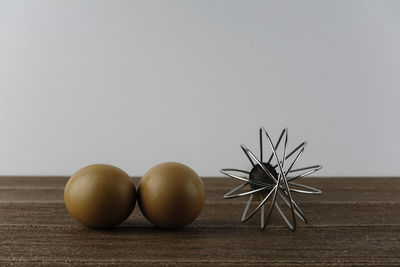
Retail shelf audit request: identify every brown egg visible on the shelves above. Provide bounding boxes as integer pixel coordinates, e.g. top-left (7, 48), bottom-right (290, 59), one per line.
top-left (64, 164), bottom-right (136, 229)
top-left (138, 162), bottom-right (205, 229)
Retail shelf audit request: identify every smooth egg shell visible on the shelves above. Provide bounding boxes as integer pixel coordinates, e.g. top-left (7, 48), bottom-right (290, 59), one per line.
top-left (64, 164), bottom-right (136, 229)
top-left (138, 162), bottom-right (205, 229)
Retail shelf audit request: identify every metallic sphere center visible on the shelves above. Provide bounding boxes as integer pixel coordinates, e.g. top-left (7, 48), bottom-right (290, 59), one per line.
top-left (249, 162), bottom-right (278, 192)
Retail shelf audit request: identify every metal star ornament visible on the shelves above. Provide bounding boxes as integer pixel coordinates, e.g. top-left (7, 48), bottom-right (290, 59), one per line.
top-left (220, 127), bottom-right (322, 231)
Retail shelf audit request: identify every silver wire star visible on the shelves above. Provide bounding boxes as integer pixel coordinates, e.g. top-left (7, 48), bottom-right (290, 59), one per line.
top-left (220, 127), bottom-right (322, 231)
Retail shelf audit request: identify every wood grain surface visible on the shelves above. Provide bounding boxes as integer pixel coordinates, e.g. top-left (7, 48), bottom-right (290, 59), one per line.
top-left (1, 177), bottom-right (399, 266)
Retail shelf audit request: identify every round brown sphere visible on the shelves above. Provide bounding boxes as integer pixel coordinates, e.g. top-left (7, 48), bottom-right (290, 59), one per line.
top-left (138, 162), bottom-right (205, 229)
top-left (64, 164), bottom-right (136, 229)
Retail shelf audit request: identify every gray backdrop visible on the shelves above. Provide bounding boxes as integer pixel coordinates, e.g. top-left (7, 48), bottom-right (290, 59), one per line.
top-left (1, 0), bottom-right (399, 176)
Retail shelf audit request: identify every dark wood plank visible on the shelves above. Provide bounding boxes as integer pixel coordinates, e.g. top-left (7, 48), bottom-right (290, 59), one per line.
top-left (2, 176), bottom-right (400, 190)
top-left (1, 225), bottom-right (399, 265)
top-left (0, 177), bottom-right (399, 266)
top-left (1, 177), bottom-right (400, 202)
top-left (1, 202), bottom-right (399, 228)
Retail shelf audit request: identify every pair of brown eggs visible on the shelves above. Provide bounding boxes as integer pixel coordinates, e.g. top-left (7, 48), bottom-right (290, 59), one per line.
top-left (64, 162), bottom-right (205, 229)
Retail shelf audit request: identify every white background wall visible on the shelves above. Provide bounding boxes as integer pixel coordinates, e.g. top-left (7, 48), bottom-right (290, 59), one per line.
top-left (0, 0), bottom-right (399, 177)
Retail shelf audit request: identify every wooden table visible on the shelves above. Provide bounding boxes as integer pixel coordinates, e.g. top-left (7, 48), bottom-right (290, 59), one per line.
top-left (1, 177), bottom-right (399, 266)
